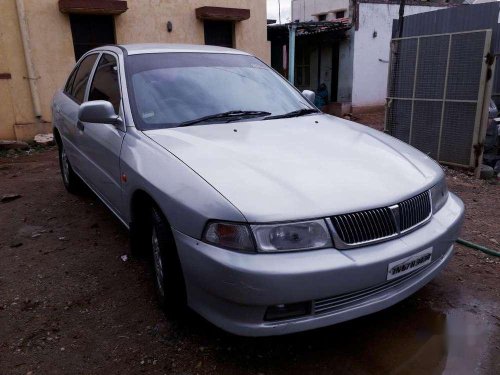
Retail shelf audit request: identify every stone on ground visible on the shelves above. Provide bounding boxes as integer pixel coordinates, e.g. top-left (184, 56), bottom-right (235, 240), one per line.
top-left (34, 133), bottom-right (54, 146)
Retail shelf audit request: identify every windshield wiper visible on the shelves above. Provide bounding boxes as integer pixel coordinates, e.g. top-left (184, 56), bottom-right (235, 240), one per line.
top-left (178, 110), bottom-right (271, 127)
top-left (264, 108), bottom-right (319, 120)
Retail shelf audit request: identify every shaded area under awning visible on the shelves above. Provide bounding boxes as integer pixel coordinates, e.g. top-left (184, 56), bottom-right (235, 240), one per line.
top-left (268, 19), bottom-right (352, 42)
top-left (58, 0), bottom-right (128, 15)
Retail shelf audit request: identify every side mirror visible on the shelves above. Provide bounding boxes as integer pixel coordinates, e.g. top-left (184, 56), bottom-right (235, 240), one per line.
top-left (302, 90), bottom-right (316, 104)
top-left (78, 100), bottom-right (120, 125)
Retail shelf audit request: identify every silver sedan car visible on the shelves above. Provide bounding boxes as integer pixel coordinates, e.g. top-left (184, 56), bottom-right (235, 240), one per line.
top-left (52, 44), bottom-right (464, 336)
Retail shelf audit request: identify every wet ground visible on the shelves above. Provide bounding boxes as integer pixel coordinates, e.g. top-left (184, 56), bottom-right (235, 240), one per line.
top-left (0, 129), bottom-right (499, 374)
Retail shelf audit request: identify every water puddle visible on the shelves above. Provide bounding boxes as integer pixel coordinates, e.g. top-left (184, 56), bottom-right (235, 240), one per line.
top-left (224, 304), bottom-right (498, 375)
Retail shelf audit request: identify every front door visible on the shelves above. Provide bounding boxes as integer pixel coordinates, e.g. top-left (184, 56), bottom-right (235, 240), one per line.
top-left (78, 52), bottom-right (125, 215)
top-left (57, 53), bottom-right (99, 175)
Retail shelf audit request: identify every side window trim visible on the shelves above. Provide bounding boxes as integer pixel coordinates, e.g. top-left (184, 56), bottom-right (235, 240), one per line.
top-left (64, 64), bottom-right (79, 94)
top-left (84, 52), bottom-right (103, 103)
top-left (86, 51), bottom-right (123, 116)
top-left (64, 52), bottom-right (100, 104)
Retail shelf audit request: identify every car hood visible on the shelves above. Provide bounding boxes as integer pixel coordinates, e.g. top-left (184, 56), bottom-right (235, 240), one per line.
top-left (146, 114), bottom-right (443, 222)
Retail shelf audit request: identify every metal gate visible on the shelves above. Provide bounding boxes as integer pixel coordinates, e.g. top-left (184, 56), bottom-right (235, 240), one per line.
top-left (385, 30), bottom-right (493, 168)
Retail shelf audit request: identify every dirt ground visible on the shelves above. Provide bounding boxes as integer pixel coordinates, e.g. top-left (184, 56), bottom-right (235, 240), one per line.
top-left (0, 115), bottom-right (499, 374)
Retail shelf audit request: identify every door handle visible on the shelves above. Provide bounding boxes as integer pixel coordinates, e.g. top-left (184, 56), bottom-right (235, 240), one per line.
top-left (77, 120), bottom-right (85, 132)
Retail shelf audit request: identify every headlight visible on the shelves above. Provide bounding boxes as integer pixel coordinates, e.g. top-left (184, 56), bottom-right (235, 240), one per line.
top-left (203, 222), bottom-right (254, 252)
top-left (430, 178), bottom-right (449, 213)
top-left (251, 219), bottom-right (332, 252)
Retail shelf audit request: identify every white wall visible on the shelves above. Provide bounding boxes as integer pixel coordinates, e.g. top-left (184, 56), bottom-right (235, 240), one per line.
top-left (352, 3), bottom-right (443, 109)
top-left (292, 0), bottom-right (349, 21)
top-left (338, 28), bottom-right (354, 102)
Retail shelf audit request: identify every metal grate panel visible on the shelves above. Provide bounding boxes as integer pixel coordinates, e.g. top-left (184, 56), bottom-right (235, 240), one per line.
top-left (386, 99), bottom-right (412, 143)
top-left (439, 102), bottom-right (477, 165)
top-left (385, 30), bottom-right (492, 168)
top-left (388, 39), bottom-right (418, 98)
top-left (415, 35), bottom-right (449, 99)
top-left (410, 100), bottom-right (442, 159)
top-left (446, 32), bottom-right (486, 101)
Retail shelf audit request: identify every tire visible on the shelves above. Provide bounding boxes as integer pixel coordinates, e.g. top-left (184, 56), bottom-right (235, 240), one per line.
top-left (58, 141), bottom-right (83, 194)
top-left (150, 206), bottom-right (187, 315)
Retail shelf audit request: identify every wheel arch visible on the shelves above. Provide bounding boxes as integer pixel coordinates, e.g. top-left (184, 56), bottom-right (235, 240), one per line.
top-left (53, 127), bottom-right (62, 147)
top-left (129, 188), bottom-right (174, 256)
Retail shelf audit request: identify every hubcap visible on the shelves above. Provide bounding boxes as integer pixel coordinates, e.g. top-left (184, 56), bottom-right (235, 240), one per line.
top-left (152, 227), bottom-right (165, 296)
top-left (61, 147), bottom-right (70, 184)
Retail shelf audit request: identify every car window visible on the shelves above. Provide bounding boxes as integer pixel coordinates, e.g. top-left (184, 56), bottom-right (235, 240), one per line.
top-left (70, 54), bottom-right (98, 104)
top-left (88, 54), bottom-right (121, 114)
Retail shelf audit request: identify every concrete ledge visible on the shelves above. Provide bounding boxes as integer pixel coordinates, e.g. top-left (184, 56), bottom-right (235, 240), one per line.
top-left (14, 123), bottom-right (52, 142)
top-left (195, 6), bottom-right (250, 22)
top-left (59, 0), bottom-right (128, 15)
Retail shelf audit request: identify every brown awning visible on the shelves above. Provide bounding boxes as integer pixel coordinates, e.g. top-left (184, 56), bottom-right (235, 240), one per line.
top-left (59, 0), bottom-right (128, 15)
top-left (195, 6), bottom-right (250, 22)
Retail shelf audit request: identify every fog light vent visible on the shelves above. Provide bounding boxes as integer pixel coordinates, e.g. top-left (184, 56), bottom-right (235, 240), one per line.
top-left (264, 302), bottom-right (311, 321)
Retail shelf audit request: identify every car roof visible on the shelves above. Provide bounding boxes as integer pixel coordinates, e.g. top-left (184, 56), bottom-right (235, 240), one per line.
top-left (113, 43), bottom-right (251, 56)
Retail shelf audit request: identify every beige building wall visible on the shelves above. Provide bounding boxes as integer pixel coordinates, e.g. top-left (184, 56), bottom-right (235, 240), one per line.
top-left (116, 0), bottom-right (270, 62)
top-left (0, 0), bottom-right (269, 141)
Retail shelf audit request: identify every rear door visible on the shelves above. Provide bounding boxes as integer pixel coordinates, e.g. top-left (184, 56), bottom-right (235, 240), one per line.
top-left (77, 52), bottom-right (125, 215)
top-left (56, 53), bottom-right (99, 174)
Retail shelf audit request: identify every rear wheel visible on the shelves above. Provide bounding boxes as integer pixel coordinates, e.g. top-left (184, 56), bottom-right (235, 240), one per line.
top-left (58, 141), bottom-right (83, 194)
top-left (150, 206), bottom-right (187, 314)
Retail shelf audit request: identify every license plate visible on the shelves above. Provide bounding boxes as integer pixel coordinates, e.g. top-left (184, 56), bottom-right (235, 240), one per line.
top-left (387, 248), bottom-right (433, 280)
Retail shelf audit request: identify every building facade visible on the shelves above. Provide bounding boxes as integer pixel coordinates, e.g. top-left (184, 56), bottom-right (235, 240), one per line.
top-left (273, 0), bottom-right (452, 113)
top-left (352, 1), bottom-right (445, 111)
top-left (0, 0), bottom-right (269, 140)
top-left (290, 0), bottom-right (353, 104)
top-left (292, 0), bottom-right (350, 22)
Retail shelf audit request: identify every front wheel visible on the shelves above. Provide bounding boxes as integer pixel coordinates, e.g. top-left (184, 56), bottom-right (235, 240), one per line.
top-left (151, 206), bottom-right (187, 315)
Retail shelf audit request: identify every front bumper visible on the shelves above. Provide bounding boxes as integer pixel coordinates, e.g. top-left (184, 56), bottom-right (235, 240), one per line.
top-left (174, 193), bottom-right (464, 336)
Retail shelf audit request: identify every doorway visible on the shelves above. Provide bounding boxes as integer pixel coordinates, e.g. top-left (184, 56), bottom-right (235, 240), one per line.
top-left (69, 14), bottom-right (116, 60)
top-left (330, 42), bottom-right (340, 102)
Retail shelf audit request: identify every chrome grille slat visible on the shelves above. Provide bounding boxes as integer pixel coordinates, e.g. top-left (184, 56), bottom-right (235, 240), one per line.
top-left (331, 191), bottom-right (431, 246)
top-left (362, 211), bottom-right (375, 239)
top-left (334, 216), bottom-right (347, 243)
top-left (373, 209), bottom-right (388, 236)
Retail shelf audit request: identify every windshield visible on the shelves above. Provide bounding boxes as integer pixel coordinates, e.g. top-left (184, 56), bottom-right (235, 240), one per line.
top-left (125, 52), bottom-right (315, 130)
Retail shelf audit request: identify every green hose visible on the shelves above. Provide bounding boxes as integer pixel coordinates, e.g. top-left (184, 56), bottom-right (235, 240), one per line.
top-left (456, 238), bottom-right (500, 257)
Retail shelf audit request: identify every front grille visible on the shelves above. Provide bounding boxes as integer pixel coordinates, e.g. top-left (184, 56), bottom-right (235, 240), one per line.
top-left (331, 207), bottom-right (397, 244)
top-left (330, 190), bottom-right (432, 247)
top-left (313, 258), bottom-right (435, 315)
top-left (399, 190), bottom-right (431, 231)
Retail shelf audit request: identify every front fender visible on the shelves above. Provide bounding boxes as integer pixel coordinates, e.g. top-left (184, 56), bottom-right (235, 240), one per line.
top-left (120, 128), bottom-right (246, 238)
